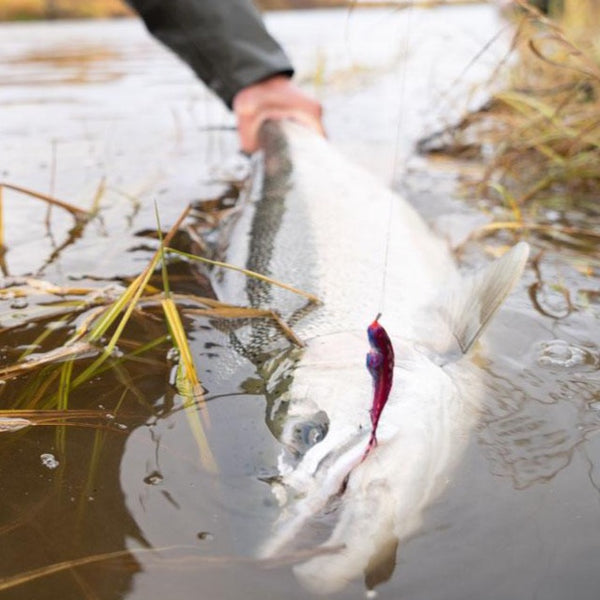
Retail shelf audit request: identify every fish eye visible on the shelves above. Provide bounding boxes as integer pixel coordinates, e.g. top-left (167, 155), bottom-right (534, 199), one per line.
top-left (294, 421), bottom-right (325, 447)
top-left (282, 411), bottom-right (329, 456)
top-left (304, 424), bottom-right (325, 446)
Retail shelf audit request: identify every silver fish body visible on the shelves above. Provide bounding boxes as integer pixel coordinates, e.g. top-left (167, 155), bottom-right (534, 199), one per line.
top-left (216, 121), bottom-right (528, 593)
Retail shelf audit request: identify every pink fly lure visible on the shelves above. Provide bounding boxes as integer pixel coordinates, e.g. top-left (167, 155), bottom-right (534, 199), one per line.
top-left (364, 313), bottom-right (395, 459)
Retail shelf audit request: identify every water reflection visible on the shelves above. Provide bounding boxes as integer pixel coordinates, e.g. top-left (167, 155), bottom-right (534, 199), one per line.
top-left (478, 324), bottom-right (600, 491)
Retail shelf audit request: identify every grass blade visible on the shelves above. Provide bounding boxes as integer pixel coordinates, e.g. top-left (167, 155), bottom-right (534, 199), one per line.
top-left (0, 182), bottom-right (90, 221)
top-left (162, 298), bottom-right (216, 473)
top-left (166, 247), bottom-right (321, 304)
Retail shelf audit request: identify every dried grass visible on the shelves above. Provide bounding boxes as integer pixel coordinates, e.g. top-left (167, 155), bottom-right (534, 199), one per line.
top-left (0, 0), bottom-right (131, 21)
top-left (420, 0), bottom-right (600, 252)
top-left (0, 188), bottom-right (316, 472)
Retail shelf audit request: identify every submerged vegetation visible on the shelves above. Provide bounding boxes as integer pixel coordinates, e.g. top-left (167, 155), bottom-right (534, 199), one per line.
top-left (0, 182), bottom-right (315, 473)
top-left (419, 0), bottom-right (600, 257)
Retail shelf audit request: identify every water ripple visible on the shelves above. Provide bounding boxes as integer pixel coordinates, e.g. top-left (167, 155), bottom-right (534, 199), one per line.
top-left (537, 339), bottom-right (599, 371)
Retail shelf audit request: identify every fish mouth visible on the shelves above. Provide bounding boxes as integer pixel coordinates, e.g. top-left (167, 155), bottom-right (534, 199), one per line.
top-left (283, 425), bottom-right (371, 498)
top-left (258, 428), bottom-right (370, 560)
top-left (312, 430), bottom-right (369, 481)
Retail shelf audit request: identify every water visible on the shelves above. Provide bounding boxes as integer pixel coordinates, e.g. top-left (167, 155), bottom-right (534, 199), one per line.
top-left (0, 5), bottom-right (599, 600)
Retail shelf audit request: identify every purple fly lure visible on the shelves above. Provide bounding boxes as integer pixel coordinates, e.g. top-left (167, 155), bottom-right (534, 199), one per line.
top-left (364, 313), bottom-right (395, 459)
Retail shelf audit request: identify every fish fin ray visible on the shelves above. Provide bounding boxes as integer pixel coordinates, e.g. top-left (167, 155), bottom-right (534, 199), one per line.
top-left (433, 241), bottom-right (529, 360)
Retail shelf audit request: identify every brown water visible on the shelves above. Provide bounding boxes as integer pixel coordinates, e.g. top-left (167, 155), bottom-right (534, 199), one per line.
top-left (0, 6), bottom-right (599, 600)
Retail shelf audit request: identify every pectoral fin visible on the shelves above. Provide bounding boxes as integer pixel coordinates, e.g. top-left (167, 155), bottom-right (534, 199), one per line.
top-left (429, 241), bottom-right (529, 361)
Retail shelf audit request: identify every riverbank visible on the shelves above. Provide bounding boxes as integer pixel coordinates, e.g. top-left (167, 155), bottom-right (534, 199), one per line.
top-left (0, 0), bottom-right (486, 21)
top-left (0, 0), bottom-right (130, 20)
top-left (419, 0), bottom-right (600, 253)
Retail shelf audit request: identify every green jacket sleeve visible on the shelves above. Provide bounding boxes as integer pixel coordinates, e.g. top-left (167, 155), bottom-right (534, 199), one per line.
top-left (126, 0), bottom-right (294, 108)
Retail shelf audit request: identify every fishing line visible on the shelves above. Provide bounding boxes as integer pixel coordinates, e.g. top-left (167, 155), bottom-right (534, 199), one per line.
top-left (379, 3), bottom-right (415, 317)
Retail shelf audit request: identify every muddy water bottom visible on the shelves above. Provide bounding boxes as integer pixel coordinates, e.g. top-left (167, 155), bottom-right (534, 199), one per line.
top-left (1, 6), bottom-right (599, 600)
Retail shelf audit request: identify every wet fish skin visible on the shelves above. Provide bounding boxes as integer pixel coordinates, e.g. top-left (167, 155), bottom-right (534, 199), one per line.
top-left (218, 121), bottom-right (529, 593)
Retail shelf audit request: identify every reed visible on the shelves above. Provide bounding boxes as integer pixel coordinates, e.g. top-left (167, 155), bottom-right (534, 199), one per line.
top-left (0, 190), bottom-right (315, 473)
top-left (420, 0), bottom-right (600, 253)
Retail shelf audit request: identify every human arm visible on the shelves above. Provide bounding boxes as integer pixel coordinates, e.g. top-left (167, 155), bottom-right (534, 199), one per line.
top-left (126, 0), bottom-right (293, 107)
top-left (126, 0), bottom-right (324, 152)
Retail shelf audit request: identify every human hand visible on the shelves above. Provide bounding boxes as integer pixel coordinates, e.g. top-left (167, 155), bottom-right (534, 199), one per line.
top-left (232, 75), bottom-right (325, 154)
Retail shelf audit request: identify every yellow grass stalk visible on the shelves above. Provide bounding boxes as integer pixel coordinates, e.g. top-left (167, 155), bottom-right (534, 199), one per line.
top-left (488, 182), bottom-right (523, 221)
top-left (162, 298), bottom-right (216, 473)
top-left (166, 247), bottom-right (321, 304)
top-left (89, 177), bottom-right (105, 216)
top-left (71, 208), bottom-right (189, 387)
top-left (85, 205), bottom-right (191, 346)
top-left (0, 547), bottom-right (163, 594)
top-left (0, 182), bottom-right (90, 221)
top-left (469, 220), bottom-right (600, 243)
top-left (85, 253), bottom-right (158, 348)
top-left (153, 203), bottom-right (215, 471)
top-left (0, 409), bottom-right (130, 428)
top-left (185, 306), bottom-right (304, 347)
top-left (0, 541), bottom-right (347, 593)
top-left (66, 267), bottom-right (158, 389)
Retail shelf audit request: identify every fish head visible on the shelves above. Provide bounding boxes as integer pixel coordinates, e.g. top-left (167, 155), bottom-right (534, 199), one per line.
top-left (259, 329), bottom-right (458, 556)
top-left (260, 242), bottom-right (530, 592)
top-left (273, 331), bottom-right (374, 468)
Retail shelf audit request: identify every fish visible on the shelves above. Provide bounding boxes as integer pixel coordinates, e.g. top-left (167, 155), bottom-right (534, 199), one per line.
top-left (215, 120), bottom-right (529, 594)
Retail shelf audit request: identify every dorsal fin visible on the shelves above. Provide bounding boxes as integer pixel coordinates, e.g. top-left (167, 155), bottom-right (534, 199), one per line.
top-left (429, 242), bottom-right (529, 362)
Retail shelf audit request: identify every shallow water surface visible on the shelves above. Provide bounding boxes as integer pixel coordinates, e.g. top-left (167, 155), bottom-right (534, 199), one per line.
top-left (0, 5), bottom-right (599, 600)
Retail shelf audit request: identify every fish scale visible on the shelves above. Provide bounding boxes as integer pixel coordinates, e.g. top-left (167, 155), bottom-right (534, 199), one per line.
top-left (216, 120), bottom-right (529, 594)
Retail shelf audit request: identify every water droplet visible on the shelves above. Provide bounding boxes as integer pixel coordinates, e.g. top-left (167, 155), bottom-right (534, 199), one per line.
top-left (10, 298), bottom-right (28, 310)
top-left (40, 453), bottom-right (59, 470)
top-left (143, 471), bottom-right (163, 485)
top-left (365, 590), bottom-right (378, 599)
top-left (537, 340), bottom-right (599, 371)
top-left (105, 413), bottom-right (115, 421)
top-left (196, 531), bottom-right (214, 541)
top-left (116, 423), bottom-right (128, 430)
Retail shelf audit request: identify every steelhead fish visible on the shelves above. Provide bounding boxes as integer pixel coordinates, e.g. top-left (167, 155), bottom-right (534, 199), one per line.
top-left (215, 121), bottom-right (529, 594)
